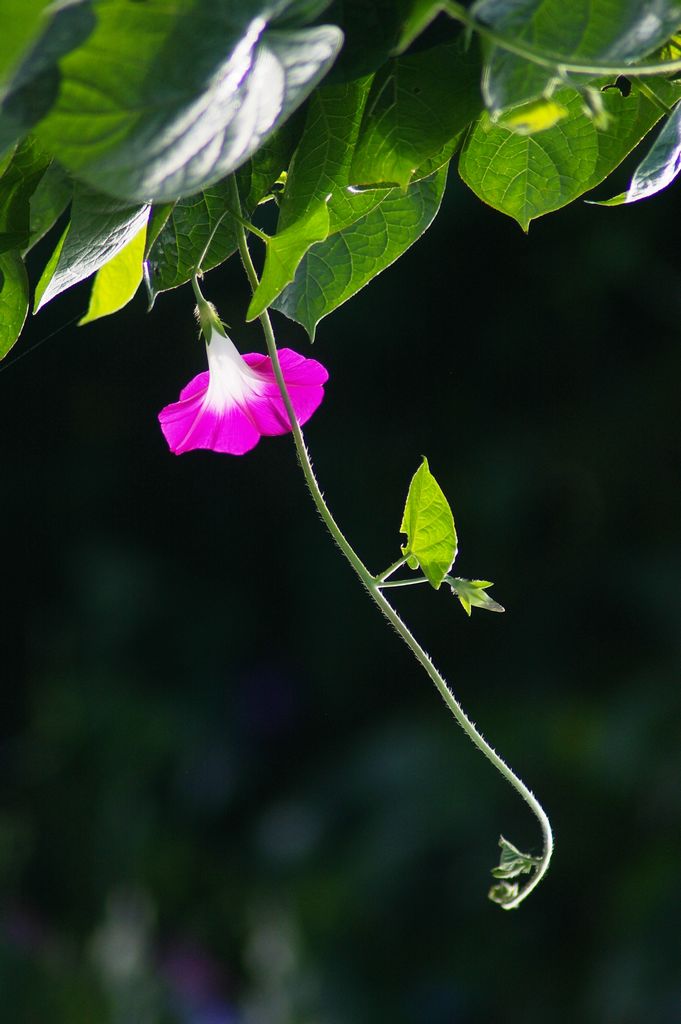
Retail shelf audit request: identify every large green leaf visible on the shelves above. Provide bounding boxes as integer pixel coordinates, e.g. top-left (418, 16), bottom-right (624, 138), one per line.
top-left (0, 0), bottom-right (50, 98)
top-left (400, 457), bottom-right (458, 590)
top-left (471, 0), bottom-right (681, 113)
top-left (0, 249), bottom-right (29, 358)
top-left (34, 184), bottom-right (149, 311)
top-left (0, 2), bottom-right (95, 152)
top-left (273, 164), bottom-right (447, 338)
top-left (145, 179), bottom-right (241, 304)
top-left (459, 79), bottom-right (681, 228)
top-left (349, 40), bottom-right (482, 188)
top-left (0, 134), bottom-right (50, 253)
top-left (34, 0), bottom-right (342, 203)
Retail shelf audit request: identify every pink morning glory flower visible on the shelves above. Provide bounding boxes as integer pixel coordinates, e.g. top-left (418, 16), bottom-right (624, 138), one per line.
top-left (159, 320), bottom-right (328, 456)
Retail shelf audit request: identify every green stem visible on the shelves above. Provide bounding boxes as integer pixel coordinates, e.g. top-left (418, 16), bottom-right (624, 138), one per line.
top-left (378, 576), bottom-right (429, 589)
top-left (225, 175), bottom-right (552, 910)
top-left (378, 555), bottom-right (409, 582)
top-left (446, 1), bottom-right (681, 79)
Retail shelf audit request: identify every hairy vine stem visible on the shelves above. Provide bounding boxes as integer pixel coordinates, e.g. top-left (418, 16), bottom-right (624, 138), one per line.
top-left (225, 175), bottom-right (553, 909)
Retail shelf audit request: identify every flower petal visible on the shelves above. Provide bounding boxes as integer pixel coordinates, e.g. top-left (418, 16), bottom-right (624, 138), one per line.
top-left (242, 349), bottom-right (328, 436)
top-left (158, 374), bottom-right (261, 455)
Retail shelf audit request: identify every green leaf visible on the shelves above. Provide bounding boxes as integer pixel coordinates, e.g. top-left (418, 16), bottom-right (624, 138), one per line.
top-left (490, 836), bottom-right (540, 880)
top-left (496, 97), bottom-right (569, 134)
top-left (0, 0), bottom-right (50, 98)
top-left (278, 76), bottom-right (382, 235)
top-left (472, 0), bottom-right (681, 114)
top-left (144, 203), bottom-right (176, 260)
top-left (273, 164), bottom-right (447, 338)
top-left (488, 880), bottom-right (519, 905)
top-left (34, 184), bottom-right (149, 311)
top-left (144, 178), bottom-right (241, 305)
top-left (79, 223), bottom-right (146, 325)
top-left (399, 457), bottom-right (458, 590)
top-left (0, 249), bottom-right (29, 358)
top-left (611, 99), bottom-right (681, 203)
top-left (459, 80), bottom-right (681, 229)
top-left (0, 134), bottom-right (50, 253)
top-left (448, 578), bottom-right (504, 616)
top-left (349, 40), bottom-right (482, 188)
top-left (0, 2), bottom-right (95, 150)
top-left (247, 202), bottom-right (330, 319)
top-left (25, 160), bottom-right (72, 252)
top-left (34, 1), bottom-right (343, 203)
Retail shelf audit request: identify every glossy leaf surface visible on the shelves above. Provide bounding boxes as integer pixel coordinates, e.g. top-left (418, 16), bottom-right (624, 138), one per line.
top-left (400, 457), bottom-right (458, 590)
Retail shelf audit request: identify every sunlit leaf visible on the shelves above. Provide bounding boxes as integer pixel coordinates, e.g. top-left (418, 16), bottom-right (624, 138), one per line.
top-left (349, 40), bottom-right (482, 188)
top-left (490, 836), bottom-right (540, 880)
top-left (34, 185), bottom-right (149, 311)
top-left (612, 99), bottom-right (681, 203)
top-left (400, 457), bottom-right (458, 590)
top-left (459, 80), bottom-right (681, 228)
top-left (247, 202), bottom-right (330, 319)
top-left (274, 165), bottom-right (447, 338)
top-left (34, 1), bottom-right (343, 202)
top-left (79, 223), bottom-right (146, 324)
top-left (448, 578), bottom-right (504, 616)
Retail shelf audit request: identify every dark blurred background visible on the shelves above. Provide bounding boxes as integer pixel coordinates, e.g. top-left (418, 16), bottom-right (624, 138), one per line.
top-left (2, 152), bottom-right (680, 1024)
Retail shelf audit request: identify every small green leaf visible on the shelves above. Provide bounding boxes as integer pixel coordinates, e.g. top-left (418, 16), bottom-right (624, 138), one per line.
top-left (34, 2), bottom-right (343, 202)
top-left (274, 164), bottom-right (447, 338)
top-left (349, 40), bottom-right (482, 188)
top-left (247, 202), bottom-right (330, 319)
top-left (459, 80), bottom-right (681, 229)
top-left (448, 578), bottom-right (504, 616)
top-left (399, 457), bottom-right (457, 590)
top-left (490, 837), bottom-right (540, 880)
top-left (34, 184), bottom-right (150, 311)
top-left (0, 249), bottom-right (29, 358)
top-left (488, 880), bottom-right (519, 905)
top-left (79, 223), bottom-right (146, 325)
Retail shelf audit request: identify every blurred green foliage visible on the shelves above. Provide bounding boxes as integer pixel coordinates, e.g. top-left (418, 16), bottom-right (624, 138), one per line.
top-left (2, 157), bottom-right (680, 1023)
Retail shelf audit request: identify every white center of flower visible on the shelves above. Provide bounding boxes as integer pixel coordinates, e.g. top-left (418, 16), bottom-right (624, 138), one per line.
top-left (204, 328), bottom-right (266, 411)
